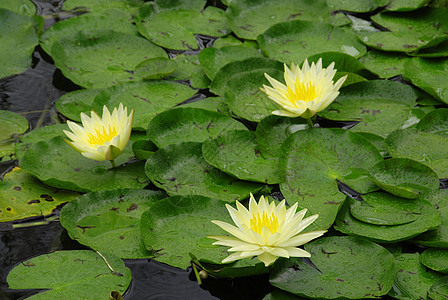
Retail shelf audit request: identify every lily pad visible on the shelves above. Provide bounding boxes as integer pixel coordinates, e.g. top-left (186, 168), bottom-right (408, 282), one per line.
top-left (0, 168), bottom-right (79, 222)
top-left (19, 136), bottom-right (149, 192)
top-left (226, 0), bottom-right (330, 40)
top-left (147, 107), bottom-right (247, 148)
top-left (7, 250), bottom-right (131, 299)
top-left (135, 6), bottom-right (229, 50)
top-left (429, 276), bottom-right (448, 300)
top-left (385, 0), bottom-right (432, 11)
top-left (60, 189), bottom-right (166, 258)
top-left (55, 89), bottom-right (103, 122)
top-left (152, 0), bottom-right (206, 11)
top-left (416, 108), bottom-right (448, 136)
top-left (198, 46), bottom-right (263, 80)
top-left (327, 0), bottom-right (389, 12)
top-left (270, 236), bottom-right (395, 299)
top-left (180, 96), bottom-right (229, 114)
top-left (134, 57), bottom-right (177, 80)
top-left (92, 81), bottom-right (197, 131)
top-left (335, 193), bottom-right (441, 242)
top-left (144, 142), bottom-right (263, 202)
top-left (166, 54), bottom-right (210, 89)
top-left (369, 158), bottom-right (440, 199)
top-left (202, 130), bottom-right (281, 184)
top-left (388, 253), bottom-right (444, 300)
top-left (421, 249), bottom-right (448, 274)
top-left (280, 128), bottom-right (383, 229)
top-left (0, 110), bottom-right (28, 141)
top-left (0, 8), bottom-right (40, 78)
top-left (62, 0), bottom-right (143, 14)
top-left (403, 57), bottom-right (448, 104)
top-left (359, 50), bottom-right (411, 78)
top-left (257, 20), bottom-right (366, 64)
top-left (0, 0), bottom-right (36, 16)
top-left (51, 30), bottom-right (167, 89)
top-left (349, 192), bottom-right (425, 225)
top-left (385, 128), bottom-right (448, 178)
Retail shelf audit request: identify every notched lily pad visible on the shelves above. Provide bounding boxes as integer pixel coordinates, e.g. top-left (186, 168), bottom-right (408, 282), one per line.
top-left (421, 249), bottom-right (448, 274)
top-left (416, 108), bottom-right (448, 136)
top-left (134, 57), bottom-right (177, 80)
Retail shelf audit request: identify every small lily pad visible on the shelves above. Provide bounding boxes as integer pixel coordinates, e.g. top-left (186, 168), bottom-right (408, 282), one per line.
top-left (60, 189), bottom-right (166, 258)
top-left (385, 0), bottom-right (432, 11)
top-left (62, 0), bottom-right (143, 14)
top-left (7, 250), bottom-right (131, 299)
top-left (0, 110), bottom-right (28, 141)
top-left (421, 249), bottom-right (448, 274)
top-left (144, 142), bottom-right (263, 202)
top-left (0, 168), bottom-right (79, 222)
top-left (429, 276), bottom-right (448, 300)
top-left (147, 107), bottom-right (247, 148)
top-left (0, 0), bottom-right (36, 16)
top-left (134, 57), bottom-right (177, 80)
top-left (166, 54), bottom-right (210, 89)
top-left (270, 236), bottom-right (395, 299)
top-left (416, 108), bottom-right (448, 136)
top-left (359, 50), bottom-right (411, 78)
top-left (327, 0), bottom-right (389, 12)
top-left (369, 158), bottom-right (440, 199)
top-left (55, 89), bottom-right (103, 122)
top-left (202, 130), bottom-right (281, 184)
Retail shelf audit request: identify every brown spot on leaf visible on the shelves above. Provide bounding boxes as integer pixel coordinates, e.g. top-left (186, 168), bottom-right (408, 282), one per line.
top-left (127, 203), bottom-right (138, 212)
top-left (40, 194), bottom-right (54, 202)
top-left (28, 199), bottom-right (40, 204)
top-left (13, 186), bottom-right (21, 191)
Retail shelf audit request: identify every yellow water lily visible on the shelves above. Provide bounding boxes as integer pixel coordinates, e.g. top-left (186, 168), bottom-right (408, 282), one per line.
top-left (63, 103), bottom-right (134, 167)
top-left (208, 194), bottom-right (326, 267)
top-left (260, 58), bottom-right (347, 123)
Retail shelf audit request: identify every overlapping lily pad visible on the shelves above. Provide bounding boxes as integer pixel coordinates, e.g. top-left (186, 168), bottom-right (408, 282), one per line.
top-left (0, 168), bottom-right (79, 222)
top-left (388, 253), bottom-right (444, 299)
top-left (202, 130), bottom-right (281, 184)
top-left (166, 54), bottom-right (210, 89)
top-left (369, 158), bottom-right (440, 199)
top-left (92, 81), bottom-right (196, 131)
top-left (147, 107), bottom-right (247, 148)
top-left (0, 0), bottom-right (36, 15)
top-left (0, 110), bottom-right (28, 141)
top-left (62, 0), bottom-right (143, 14)
top-left (55, 89), bottom-right (103, 122)
top-left (51, 30), bottom-right (167, 88)
top-left (134, 57), bottom-right (177, 80)
top-left (0, 8), bottom-right (40, 78)
top-left (135, 6), bottom-right (229, 50)
top-left (145, 142), bottom-right (263, 202)
top-left (19, 136), bottom-right (149, 192)
top-left (7, 250), bottom-right (131, 299)
top-left (60, 189), bottom-right (166, 258)
top-left (359, 50), bottom-right (411, 78)
top-left (258, 20), bottom-right (366, 64)
top-left (385, 0), bottom-right (432, 11)
top-left (416, 108), bottom-right (448, 136)
top-left (429, 276), bottom-right (448, 300)
top-left (270, 236), bottom-right (395, 299)
top-left (327, 0), bottom-right (389, 12)
top-left (280, 128), bottom-right (383, 229)
top-left (421, 249), bottom-right (448, 273)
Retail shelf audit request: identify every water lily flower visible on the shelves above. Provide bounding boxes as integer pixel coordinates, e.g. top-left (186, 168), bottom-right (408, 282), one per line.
top-left (208, 194), bottom-right (326, 267)
top-left (63, 103), bottom-right (134, 167)
top-left (260, 58), bottom-right (347, 125)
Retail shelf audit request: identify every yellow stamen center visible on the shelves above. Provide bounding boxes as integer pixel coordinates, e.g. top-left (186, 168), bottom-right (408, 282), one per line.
top-left (287, 80), bottom-right (317, 103)
top-left (87, 125), bottom-right (117, 145)
top-left (250, 211), bottom-right (279, 234)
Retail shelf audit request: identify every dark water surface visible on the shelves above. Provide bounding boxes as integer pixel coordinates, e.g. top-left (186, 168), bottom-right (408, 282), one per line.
top-left (0, 0), bottom-right (272, 299)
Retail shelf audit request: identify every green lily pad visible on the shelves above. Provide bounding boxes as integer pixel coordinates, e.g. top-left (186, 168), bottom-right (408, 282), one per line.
top-left (335, 193), bottom-right (441, 242)
top-left (263, 289), bottom-right (303, 300)
top-left (257, 20), bottom-right (366, 64)
top-left (280, 128), bottom-right (382, 229)
top-left (197, 256), bottom-right (268, 279)
top-left (40, 9), bottom-right (138, 56)
top-left (355, 132), bottom-right (387, 156)
top-left (410, 39), bottom-right (448, 57)
top-left (226, 0), bottom-right (330, 40)
top-left (152, 0), bottom-right (206, 11)
top-left (147, 107), bottom-right (247, 148)
top-left (60, 189), bottom-right (166, 258)
top-left (134, 57), bottom-right (177, 80)
top-left (92, 81), bottom-right (196, 131)
top-left (198, 46), bottom-right (263, 80)
top-left (140, 195), bottom-right (234, 269)
top-left (145, 142), bottom-right (263, 202)
top-left (0, 168), bottom-right (79, 222)
top-left (385, 128), bottom-right (448, 178)
top-left (132, 139), bottom-right (157, 161)
top-left (327, 0), bottom-right (389, 12)
top-left (55, 89), bottom-right (103, 122)
top-left (0, 110), bottom-right (28, 141)
top-left (270, 236), bottom-right (395, 299)
top-left (180, 96), bottom-right (229, 114)
top-left (349, 192), bottom-right (425, 225)
top-left (421, 249), bottom-right (448, 274)
top-left (388, 253), bottom-right (444, 300)
top-left (413, 190), bottom-right (448, 247)
top-left (166, 54), bottom-right (210, 89)
top-left (0, 0), bottom-right (36, 16)
top-left (429, 276), bottom-right (448, 300)
top-left (369, 158), bottom-right (440, 199)
top-left (19, 136), bottom-right (149, 192)
top-left (51, 30), bottom-right (167, 89)
top-left (202, 130), bottom-right (281, 184)
top-left (403, 57), bottom-right (448, 104)
top-left (62, 0), bottom-right (143, 14)
top-left (135, 6), bottom-right (229, 50)
top-left (7, 250), bottom-right (131, 299)
top-left (416, 108), bottom-right (448, 136)
top-left (385, 0), bottom-right (432, 11)
top-left (359, 50), bottom-right (411, 78)
top-left (0, 8), bottom-right (40, 78)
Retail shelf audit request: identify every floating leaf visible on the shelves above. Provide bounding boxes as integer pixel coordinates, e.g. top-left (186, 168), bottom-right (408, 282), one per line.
top-left (134, 57), bottom-right (177, 80)
top-left (167, 54), bottom-right (210, 89)
top-left (55, 89), bottom-right (103, 122)
top-left (270, 236), bottom-right (395, 299)
top-left (327, 0), bottom-right (389, 12)
top-left (226, 0), bottom-right (330, 40)
top-left (51, 30), bottom-right (167, 89)
top-left (152, 0), bottom-right (206, 11)
top-left (62, 0), bottom-right (143, 14)
top-left (416, 108), bottom-right (448, 136)
top-left (0, 0), bottom-right (36, 16)
top-left (258, 20), bottom-right (366, 64)
top-left (0, 110), bottom-right (28, 141)
top-left (147, 107), bottom-right (247, 148)
top-left (421, 249), bottom-right (448, 274)
top-left (7, 250), bottom-right (131, 299)
top-left (429, 276), bottom-right (448, 300)
top-left (385, 0), bottom-right (432, 11)
top-left (359, 50), bottom-right (411, 78)
top-left (144, 142), bottom-right (263, 202)
top-left (369, 158), bottom-right (439, 199)
top-left (60, 189), bottom-right (166, 258)
top-left (0, 168), bottom-right (79, 222)
top-left (202, 130), bottom-right (281, 184)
